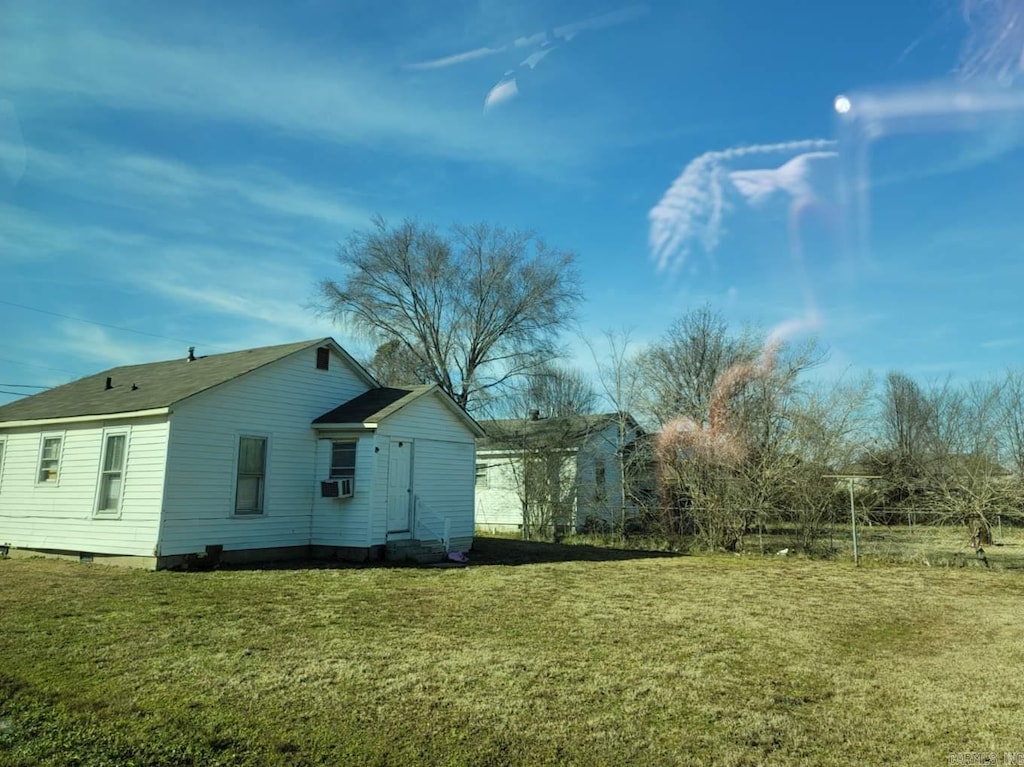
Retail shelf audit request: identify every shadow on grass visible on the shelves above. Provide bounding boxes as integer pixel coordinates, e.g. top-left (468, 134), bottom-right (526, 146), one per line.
top-left (466, 536), bottom-right (685, 566)
top-left (208, 537), bottom-right (683, 572)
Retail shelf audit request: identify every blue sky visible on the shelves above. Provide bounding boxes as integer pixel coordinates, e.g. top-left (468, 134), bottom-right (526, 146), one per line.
top-left (2, 0), bottom-right (1022, 404)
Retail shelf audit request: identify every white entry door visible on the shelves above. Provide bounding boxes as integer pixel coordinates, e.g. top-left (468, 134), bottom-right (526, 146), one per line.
top-left (386, 439), bottom-right (413, 533)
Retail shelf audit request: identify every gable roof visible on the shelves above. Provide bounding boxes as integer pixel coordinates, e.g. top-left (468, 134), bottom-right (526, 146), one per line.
top-left (313, 384), bottom-right (485, 436)
top-left (477, 412), bottom-right (641, 451)
top-left (0, 338), bottom-right (374, 425)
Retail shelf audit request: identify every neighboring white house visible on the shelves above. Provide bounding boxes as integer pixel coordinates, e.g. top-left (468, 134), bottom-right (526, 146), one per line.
top-left (475, 412), bottom-right (645, 535)
top-left (0, 338), bottom-right (484, 568)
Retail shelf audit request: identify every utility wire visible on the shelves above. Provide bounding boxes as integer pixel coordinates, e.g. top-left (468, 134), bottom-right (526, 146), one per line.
top-left (0, 299), bottom-right (229, 351)
top-left (0, 357), bottom-right (86, 376)
top-left (0, 383), bottom-right (50, 389)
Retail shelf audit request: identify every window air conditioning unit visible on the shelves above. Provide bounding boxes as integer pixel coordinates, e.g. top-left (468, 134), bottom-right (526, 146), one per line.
top-left (338, 477), bottom-right (354, 498)
top-left (320, 479), bottom-right (354, 499)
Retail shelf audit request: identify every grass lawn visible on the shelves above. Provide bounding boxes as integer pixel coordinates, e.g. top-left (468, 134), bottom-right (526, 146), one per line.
top-left (2, 540), bottom-right (1023, 766)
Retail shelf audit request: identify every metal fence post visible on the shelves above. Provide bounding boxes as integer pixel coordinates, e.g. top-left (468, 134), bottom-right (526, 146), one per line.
top-left (849, 478), bottom-right (859, 566)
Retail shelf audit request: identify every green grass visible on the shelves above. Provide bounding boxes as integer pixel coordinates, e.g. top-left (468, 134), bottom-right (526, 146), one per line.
top-left (2, 541), bottom-right (1023, 766)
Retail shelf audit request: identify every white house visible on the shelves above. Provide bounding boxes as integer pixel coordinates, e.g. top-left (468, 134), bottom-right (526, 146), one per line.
top-left (0, 338), bottom-right (484, 568)
top-left (474, 412), bottom-right (645, 535)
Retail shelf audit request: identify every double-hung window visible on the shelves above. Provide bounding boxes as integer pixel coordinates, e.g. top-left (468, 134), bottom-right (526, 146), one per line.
top-left (330, 441), bottom-right (356, 496)
top-left (38, 436), bottom-right (63, 483)
top-left (235, 436), bottom-right (267, 515)
top-left (96, 432), bottom-right (128, 514)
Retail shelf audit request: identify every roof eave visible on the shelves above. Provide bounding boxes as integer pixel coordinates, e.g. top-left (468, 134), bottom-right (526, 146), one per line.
top-left (312, 422), bottom-right (378, 431)
top-left (0, 407), bottom-right (172, 429)
top-left (369, 385), bottom-right (486, 437)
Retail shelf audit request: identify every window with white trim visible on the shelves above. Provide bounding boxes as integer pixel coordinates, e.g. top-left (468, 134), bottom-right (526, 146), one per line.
top-left (330, 441), bottom-right (356, 484)
top-left (96, 432), bottom-right (128, 514)
top-left (38, 436), bottom-right (63, 483)
top-left (0, 438), bottom-right (5, 487)
top-left (475, 464), bottom-right (488, 489)
top-left (235, 436), bottom-right (267, 515)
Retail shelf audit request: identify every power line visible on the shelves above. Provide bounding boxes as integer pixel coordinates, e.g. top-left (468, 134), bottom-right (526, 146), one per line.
top-left (0, 389), bottom-right (27, 397)
top-left (0, 357), bottom-right (85, 376)
top-left (0, 299), bottom-right (229, 351)
top-left (0, 383), bottom-right (50, 389)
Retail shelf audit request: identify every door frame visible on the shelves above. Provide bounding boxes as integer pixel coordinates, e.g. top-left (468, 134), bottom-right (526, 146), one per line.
top-left (385, 437), bottom-right (414, 535)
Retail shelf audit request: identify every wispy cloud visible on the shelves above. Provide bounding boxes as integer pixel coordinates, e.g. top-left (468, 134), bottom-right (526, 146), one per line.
top-left (0, 101), bottom-right (26, 186)
top-left (648, 139), bottom-right (837, 273)
top-left (45, 323), bottom-right (184, 369)
top-left (0, 8), bottom-right (591, 176)
top-left (958, 0), bottom-right (1024, 82)
top-left (981, 337), bottom-right (1021, 349)
top-left (406, 5), bottom-right (647, 110)
top-left (15, 138), bottom-right (374, 232)
top-left (729, 151), bottom-right (837, 208)
top-left (406, 46), bottom-right (506, 71)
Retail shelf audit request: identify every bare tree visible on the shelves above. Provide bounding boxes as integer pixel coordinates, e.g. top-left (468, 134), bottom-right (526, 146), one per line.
top-left (869, 371), bottom-right (938, 507)
top-left (924, 379), bottom-right (1018, 540)
top-left (867, 373), bottom-right (1022, 541)
top-left (484, 365), bottom-right (598, 541)
top-left (648, 309), bottom-right (828, 551)
top-left (779, 374), bottom-right (873, 553)
top-left (586, 328), bottom-right (651, 532)
top-left (636, 305), bottom-right (760, 428)
top-left (1000, 369), bottom-right (1024, 478)
top-left (501, 363), bottom-right (597, 420)
top-left (318, 216), bottom-right (582, 411)
top-left (365, 339), bottom-right (430, 386)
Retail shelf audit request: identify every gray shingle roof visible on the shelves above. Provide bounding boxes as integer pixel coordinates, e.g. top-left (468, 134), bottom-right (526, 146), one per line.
top-left (477, 412), bottom-right (639, 450)
top-left (313, 384), bottom-right (485, 436)
top-left (0, 339), bottom-right (329, 423)
top-left (312, 385), bottom-right (433, 424)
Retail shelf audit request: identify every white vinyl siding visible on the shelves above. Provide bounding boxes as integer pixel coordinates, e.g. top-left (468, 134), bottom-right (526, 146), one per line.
top-left (0, 417), bottom-right (168, 556)
top-left (37, 435), bottom-right (63, 483)
top-left (95, 430), bottom-right (128, 516)
top-left (310, 435), bottom-right (374, 547)
top-left (374, 393), bottom-right (477, 548)
top-left (474, 453), bottom-right (551, 533)
top-left (234, 435), bottom-right (268, 515)
top-left (160, 345), bottom-right (370, 557)
top-left (475, 422), bottom-right (641, 533)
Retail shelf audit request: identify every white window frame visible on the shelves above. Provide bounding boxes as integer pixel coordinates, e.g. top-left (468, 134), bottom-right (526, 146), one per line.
top-left (594, 459), bottom-right (607, 502)
top-left (233, 434), bottom-right (270, 517)
top-left (475, 464), bottom-right (489, 489)
top-left (36, 433), bottom-right (65, 485)
top-left (0, 437), bottom-right (6, 489)
top-left (94, 428), bottom-right (130, 518)
top-left (329, 440), bottom-right (357, 496)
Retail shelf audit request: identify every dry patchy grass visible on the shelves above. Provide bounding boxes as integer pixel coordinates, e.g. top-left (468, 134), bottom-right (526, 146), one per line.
top-left (1, 545), bottom-right (1023, 765)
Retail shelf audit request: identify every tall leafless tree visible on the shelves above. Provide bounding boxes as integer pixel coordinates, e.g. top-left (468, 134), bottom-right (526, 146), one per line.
top-left (636, 305), bottom-right (760, 428)
top-left (318, 216), bottom-right (582, 411)
top-left (586, 328), bottom-right (651, 531)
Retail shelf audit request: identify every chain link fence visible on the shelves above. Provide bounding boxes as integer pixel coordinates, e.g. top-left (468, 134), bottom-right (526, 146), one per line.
top-left (569, 505), bottom-right (1024, 568)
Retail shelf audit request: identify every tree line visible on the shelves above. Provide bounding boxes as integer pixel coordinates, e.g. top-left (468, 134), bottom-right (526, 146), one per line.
top-left (317, 217), bottom-right (1024, 551)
